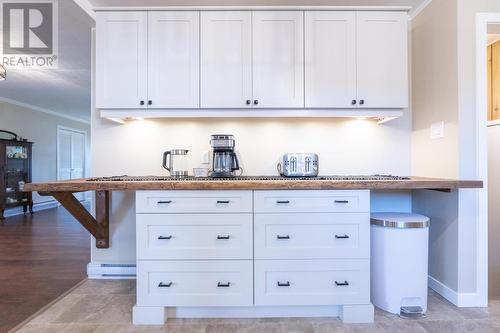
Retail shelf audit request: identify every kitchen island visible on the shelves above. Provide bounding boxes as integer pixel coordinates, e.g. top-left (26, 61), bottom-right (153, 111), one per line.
top-left (24, 175), bottom-right (482, 325)
top-left (23, 175), bottom-right (482, 249)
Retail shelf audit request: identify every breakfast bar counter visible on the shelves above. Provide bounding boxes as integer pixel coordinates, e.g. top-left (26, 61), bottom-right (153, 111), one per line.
top-left (23, 175), bottom-right (483, 249)
top-left (24, 175), bottom-right (482, 192)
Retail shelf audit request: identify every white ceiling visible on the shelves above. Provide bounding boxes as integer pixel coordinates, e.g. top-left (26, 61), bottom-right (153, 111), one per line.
top-left (0, 0), bottom-right (94, 123)
top-left (1, 0), bottom-right (427, 123)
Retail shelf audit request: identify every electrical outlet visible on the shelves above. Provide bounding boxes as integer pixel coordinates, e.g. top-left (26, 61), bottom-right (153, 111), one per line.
top-left (430, 122), bottom-right (444, 139)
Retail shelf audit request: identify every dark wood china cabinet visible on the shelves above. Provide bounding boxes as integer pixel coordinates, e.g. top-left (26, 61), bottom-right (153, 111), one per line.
top-left (0, 130), bottom-right (34, 220)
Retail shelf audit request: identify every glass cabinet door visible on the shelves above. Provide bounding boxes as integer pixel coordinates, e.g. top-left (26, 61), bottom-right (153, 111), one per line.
top-left (5, 145), bottom-right (29, 207)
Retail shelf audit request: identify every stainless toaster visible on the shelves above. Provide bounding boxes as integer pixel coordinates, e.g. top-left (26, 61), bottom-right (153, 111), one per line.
top-left (278, 153), bottom-right (319, 177)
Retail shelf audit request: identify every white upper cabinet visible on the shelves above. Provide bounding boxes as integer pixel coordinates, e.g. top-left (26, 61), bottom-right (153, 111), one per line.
top-left (252, 11), bottom-right (304, 108)
top-left (148, 12), bottom-right (200, 109)
top-left (201, 12), bottom-right (252, 108)
top-left (96, 12), bottom-right (148, 109)
top-left (96, 10), bottom-right (408, 113)
top-left (305, 12), bottom-right (356, 108)
top-left (356, 12), bottom-right (408, 108)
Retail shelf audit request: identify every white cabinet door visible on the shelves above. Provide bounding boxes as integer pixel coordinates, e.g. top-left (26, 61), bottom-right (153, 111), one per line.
top-left (200, 11), bottom-right (252, 108)
top-left (356, 12), bottom-right (408, 108)
top-left (148, 12), bottom-right (199, 109)
top-left (252, 11), bottom-right (304, 108)
top-left (96, 12), bottom-right (148, 109)
top-left (305, 12), bottom-right (356, 108)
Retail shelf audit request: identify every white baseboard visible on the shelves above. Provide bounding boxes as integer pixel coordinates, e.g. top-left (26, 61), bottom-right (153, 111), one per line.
top-left (428, 276), bottom-right (486, 307)
top-left (87, 262), bottom-right (136, 279)
top-left (4, 200), bottom-right (58, 218)
top-left (428, 275), bottom-right (458, 305)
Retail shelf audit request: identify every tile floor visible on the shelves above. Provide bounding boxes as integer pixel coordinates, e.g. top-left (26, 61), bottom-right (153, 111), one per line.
top-left (13, 280), bottom-right (500, 333)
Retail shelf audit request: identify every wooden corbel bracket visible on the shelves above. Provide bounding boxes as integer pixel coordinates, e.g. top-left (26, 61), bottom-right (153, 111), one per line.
top-left (39, 190), bottom-right (110, 248)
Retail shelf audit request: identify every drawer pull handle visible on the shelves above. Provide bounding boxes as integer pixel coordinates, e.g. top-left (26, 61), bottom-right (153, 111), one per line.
top-left (217, 200), bottom-right (230, 204)
top-left (158, 282), bottom-right (173, 288)
top-left (276, 200), bottom-right (290, 204)
top-left (277, 235), bottom-right (290, 240)
top-left (157, 200), bottom-right (172, 204)
top-left (334, 200), bottom-right (349, 204)
top-left (158, 235), bottom-right (173, 240)
top-left (217, 282), bottom-right (231, 288)
top-left (217, 235), bottom-right (230, 240)
top-left (335, 234), bottom-right (350, 239)
top-left (277, 281), bottom-right (291, 287)
top-left (335, 281), bottom-right (349, 287)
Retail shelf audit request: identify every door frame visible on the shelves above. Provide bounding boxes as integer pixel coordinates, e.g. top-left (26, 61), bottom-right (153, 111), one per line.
top-left (475, 13), bottom-right (500, 305)
top-left (56, 125), bottom-right (88, 181)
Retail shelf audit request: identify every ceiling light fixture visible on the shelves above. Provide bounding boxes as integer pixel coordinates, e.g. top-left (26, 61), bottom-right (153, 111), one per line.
top-left (0, 64), bottom-right (6, 81)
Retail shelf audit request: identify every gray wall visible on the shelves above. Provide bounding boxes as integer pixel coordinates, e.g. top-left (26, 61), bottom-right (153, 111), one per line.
top-left (0, 100), bottom-right (90, 205)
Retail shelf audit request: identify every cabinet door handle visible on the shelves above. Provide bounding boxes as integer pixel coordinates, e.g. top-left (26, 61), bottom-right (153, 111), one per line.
top-left (157, 200), bottom-right (172, 204)
top-left (217, 200), bottom-right (230, 204)
top-left (359, 100), bottom-right (365, 105)
top-left (334, 200), bottom-right (349, 204)
top-left (277, 235), bottom-right (290, 240)
top-left (335, 281), bottom-right (349, 286)
top-left (158, 282), bottom-right (173, 288)
top-left (335, 234), bottom-right (350, 239)
top-left (351, 100), bottom-right (357, 105)
top-left (148, 100), bottom-right (152, 105)
top-left (217, 235), bottom-right (230, 240)
top-left (277, 281), bottom-right (290, 287)
top-left (217, 282), bottom-right (231, 288)
top-left (246, 99), bottom-right (251, 105)
top-left (253, 100), bottom-right (259, 105)
top-left (140, 100), bottom-right (145, 106)
top-left (158, 235), bottom-right (173, 240)
top-left (276, 200), bottom-right (290, 204)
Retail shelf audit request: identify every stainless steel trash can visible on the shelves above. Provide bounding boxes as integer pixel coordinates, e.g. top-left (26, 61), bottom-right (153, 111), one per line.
top-left (370, 212), bottom-right (430, 318)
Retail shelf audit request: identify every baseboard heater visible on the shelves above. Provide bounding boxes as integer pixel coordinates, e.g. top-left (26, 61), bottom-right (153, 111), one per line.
top-left (87, 263), bottom-right (136, 279)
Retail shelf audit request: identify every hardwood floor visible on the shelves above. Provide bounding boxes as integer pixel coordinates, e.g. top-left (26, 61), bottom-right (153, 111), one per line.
top-left (0, 206), bottom-right (90, 333)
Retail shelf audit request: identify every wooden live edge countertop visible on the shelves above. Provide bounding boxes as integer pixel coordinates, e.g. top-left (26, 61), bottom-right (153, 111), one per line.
top-left (22, 176), bottom-right (483, 249)
top-left (24, 176), bottom-right (483, 192)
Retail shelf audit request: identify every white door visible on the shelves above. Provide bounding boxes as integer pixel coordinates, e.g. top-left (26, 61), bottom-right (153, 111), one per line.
top-left (356, 12), bottom-right (408, 108)
top-left (96, 12), bottom-right (148, 109)
top-left (200, 11), bottom-right (252, 108)
top-left (148, 12), bottom-right (200, 109)
top-left (252, 11), bottom-right (304, 108)
top-left (58, 128), bottom-right (86, 201)
top-left (305, 12), bottom-right (357, 108)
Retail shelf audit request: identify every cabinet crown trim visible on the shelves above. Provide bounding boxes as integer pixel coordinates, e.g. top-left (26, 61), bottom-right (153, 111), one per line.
top-left (94, 6), bottom-right (411, 12)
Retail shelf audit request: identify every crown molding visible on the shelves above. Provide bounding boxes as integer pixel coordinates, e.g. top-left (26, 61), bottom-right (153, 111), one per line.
top-left (409, 0), bottom-right (432, 20)
top-left (0, 97), bottom-right (91, 125)
top-left (73, 0), bottom-right (96, 20)
top-left (94, 5), bottom-right (411, 12)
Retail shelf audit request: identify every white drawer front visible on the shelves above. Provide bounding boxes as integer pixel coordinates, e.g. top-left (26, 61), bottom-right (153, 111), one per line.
top-left (136, 190), bottom-right (253, 213)
top-left (254, 190), bottom-right (370, 213)
top-left (137, 214), bottom-right (253, 260)
top-left (137, 260), bottom-right (253, 307)
top-left (254, 213), bottom-right (369, 259)
top-left (254, 259), bottom-right (370, 306)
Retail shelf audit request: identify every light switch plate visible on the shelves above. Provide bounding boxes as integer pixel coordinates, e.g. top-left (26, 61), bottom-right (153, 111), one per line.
top-left (201, 151), bottom-right (210, 164)
top-left (430, 122), bottom-right (445, 139)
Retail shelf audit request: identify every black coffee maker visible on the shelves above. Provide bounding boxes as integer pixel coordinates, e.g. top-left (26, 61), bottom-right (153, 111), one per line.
top-left (210, 134), bottom-right (241, 178)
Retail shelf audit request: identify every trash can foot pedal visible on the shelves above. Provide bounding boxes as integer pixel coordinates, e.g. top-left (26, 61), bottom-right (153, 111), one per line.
top-left (399, 306), bottom-right (426, 319)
